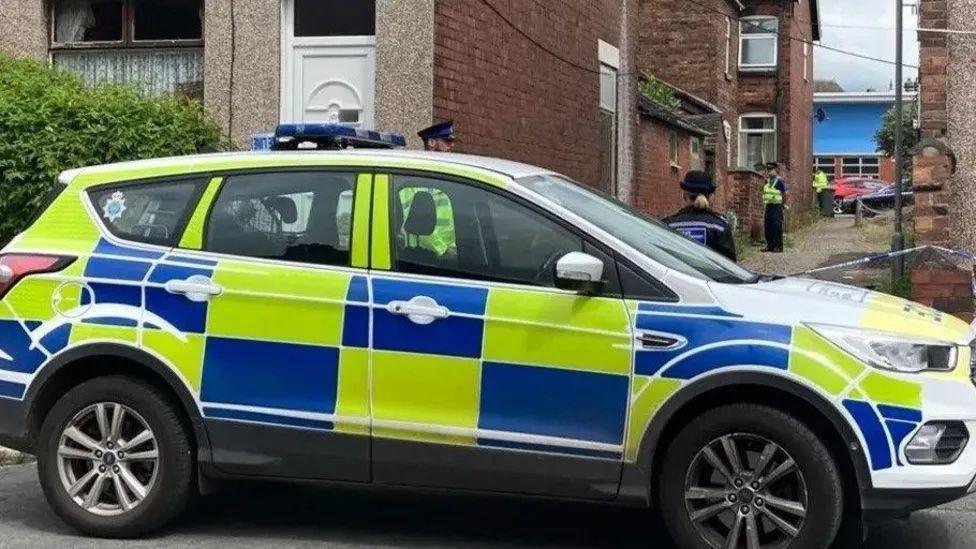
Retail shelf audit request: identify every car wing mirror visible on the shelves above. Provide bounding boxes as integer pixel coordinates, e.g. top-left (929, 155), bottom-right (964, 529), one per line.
top-left (555, 252), bottom-right (605, 294)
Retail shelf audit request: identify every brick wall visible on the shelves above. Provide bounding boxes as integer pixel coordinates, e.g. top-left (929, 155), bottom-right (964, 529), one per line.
top-left (634, 120), bottom-right (696, 218)
top-left (433, 0), bottom-right (625, 188)
top-left (918, 0), bottom-right (948, 139)
top-left (729, 169), bottom-right (765, 238)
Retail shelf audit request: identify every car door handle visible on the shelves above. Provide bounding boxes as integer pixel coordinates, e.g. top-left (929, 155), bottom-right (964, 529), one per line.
top-left (386, 296), bottom-right (449, 325)
top-left (164, 275), bottom-right (222, 303)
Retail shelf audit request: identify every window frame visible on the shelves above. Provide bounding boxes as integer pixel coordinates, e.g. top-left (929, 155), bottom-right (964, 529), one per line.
top-left (690, 137), bottom-right (703, 171)
top-left (738, 113), bottom-right (778, 168)
top-left (49, 0), bottom-right (205, 50)
top-left (738, 16), bottom-right (779, 70)
top-left (382, 170), bottom-right (657, 299)
top-left (85, 174), bottom-right (210, 248)
top-left (724, 16), bottom-right (733, 78)
top-left (669, 131), bottom-right (681, 168)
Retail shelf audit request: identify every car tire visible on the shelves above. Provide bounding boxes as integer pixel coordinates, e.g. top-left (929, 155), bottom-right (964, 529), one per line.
top-left (36, 376), bottom-right (194, 538)
top-left (659, 404), bottom-right (844, 549)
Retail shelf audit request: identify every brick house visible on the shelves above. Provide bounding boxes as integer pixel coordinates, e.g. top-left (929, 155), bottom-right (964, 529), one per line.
top-left (638, 0), bottom-right (820, 231)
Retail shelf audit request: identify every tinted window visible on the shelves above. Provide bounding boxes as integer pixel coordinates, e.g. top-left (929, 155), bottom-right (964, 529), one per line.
top-left (294, 0), bottom-right (375, 37)
top-left (205, 172), bottom-right (356, 266)
top-left (90, 178), bottom-right (204, 246)
top-left (393, 176), bottom-right (583, 287)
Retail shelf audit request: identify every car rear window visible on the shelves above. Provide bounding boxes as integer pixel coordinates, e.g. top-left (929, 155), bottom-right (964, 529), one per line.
top-left (89, 178), bottom-right (207, 247)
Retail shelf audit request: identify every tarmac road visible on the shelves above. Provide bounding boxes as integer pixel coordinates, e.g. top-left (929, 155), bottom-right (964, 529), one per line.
top-left (1, 463), bottom-right (974, 548)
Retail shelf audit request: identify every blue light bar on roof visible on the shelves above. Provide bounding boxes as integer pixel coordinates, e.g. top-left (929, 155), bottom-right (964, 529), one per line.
top-left (273, 123), bottom-right (407, 150)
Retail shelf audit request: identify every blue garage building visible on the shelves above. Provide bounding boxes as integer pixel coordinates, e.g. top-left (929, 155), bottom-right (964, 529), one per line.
top-left (813, 91), bottom-right (916, 181)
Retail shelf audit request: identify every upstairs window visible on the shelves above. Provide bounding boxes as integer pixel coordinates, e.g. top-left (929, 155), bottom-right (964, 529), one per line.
top-left (739, 16), bottom-right (778, 70)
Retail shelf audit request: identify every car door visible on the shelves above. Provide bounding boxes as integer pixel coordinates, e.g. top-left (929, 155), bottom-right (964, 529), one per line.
top-left (368, 173), bottom-right (633, 500)
top-left (167, 170), bottom-right (373, 482)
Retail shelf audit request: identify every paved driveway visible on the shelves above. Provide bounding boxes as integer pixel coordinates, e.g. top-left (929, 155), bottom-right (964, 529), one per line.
top-left (1, 464), bottom-right (974, 548)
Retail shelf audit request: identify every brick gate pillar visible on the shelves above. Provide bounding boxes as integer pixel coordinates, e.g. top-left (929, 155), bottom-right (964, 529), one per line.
top-left (909, 139), bottom-right (974, 320)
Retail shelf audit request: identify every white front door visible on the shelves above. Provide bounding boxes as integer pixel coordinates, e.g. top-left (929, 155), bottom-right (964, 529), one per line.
top-left (280, 0), bottom-right (376, 127)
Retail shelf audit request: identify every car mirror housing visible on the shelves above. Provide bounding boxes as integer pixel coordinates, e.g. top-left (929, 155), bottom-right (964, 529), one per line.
top-left (554, 252), bottom-right (605, 294)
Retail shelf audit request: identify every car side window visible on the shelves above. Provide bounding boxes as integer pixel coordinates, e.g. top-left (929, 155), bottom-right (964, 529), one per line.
top-left (204, 171), bottom-right (357, 266)
top-left (90, 178), bottom-right (206, 247)
top-left (392, 175), bottom-right (583, 287)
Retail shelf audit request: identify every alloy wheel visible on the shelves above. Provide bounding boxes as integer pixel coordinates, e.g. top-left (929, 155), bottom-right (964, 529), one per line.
top-left (683, 433), bottom-right (808, 549)
top-left (55, 403), bottom-right (159, 517)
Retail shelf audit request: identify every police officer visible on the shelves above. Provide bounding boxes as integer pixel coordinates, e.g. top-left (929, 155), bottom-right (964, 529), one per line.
top-left (813, 168), bottom-right (828, 212)
top-left (762, 162), bottom-right (787, 253)
top-left (664, 171), bottom-right (737, 261)
top-left (417, 120), bottom-right (456, 152)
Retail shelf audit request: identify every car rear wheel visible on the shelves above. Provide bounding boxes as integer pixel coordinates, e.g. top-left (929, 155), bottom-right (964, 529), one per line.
top-left (833, 198), bottom-right (845, 215)
top-left (659, 404), bottom-right (844, 549)
top-left (37, 376), bottom-right (193, 538)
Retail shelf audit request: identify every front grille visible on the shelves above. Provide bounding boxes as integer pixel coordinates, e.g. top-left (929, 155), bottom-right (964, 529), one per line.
top-left (936, 423), bottom-right (970, 463)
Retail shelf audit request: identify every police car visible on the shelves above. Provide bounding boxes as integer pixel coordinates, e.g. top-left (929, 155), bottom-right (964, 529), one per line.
top-left (0, 125), bottom-right (974, 548)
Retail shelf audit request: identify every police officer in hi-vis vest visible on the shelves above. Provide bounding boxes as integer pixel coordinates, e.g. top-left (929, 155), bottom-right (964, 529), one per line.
top-left (762, 162), bottom-right (787, 253)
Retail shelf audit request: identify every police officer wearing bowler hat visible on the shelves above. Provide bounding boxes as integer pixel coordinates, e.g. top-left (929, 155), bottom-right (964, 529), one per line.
top-left (761, 161), bottom-right (787, 253)
top-left (663, 171), bottom-right (737, 261)
top-left (418, 120), bottom-right (456, 152)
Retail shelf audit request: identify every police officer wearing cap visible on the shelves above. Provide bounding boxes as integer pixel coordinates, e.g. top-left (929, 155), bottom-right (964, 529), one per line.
top-left (418, 120), bottom-right (456, 152)
top-left (663, 171), bottom-right (737, 261)
top-left (762, 162), bottom-right (787, 253)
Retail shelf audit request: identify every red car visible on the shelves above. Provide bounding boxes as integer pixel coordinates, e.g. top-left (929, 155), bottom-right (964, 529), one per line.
top-left (830, 177), bottom-right (889, 213)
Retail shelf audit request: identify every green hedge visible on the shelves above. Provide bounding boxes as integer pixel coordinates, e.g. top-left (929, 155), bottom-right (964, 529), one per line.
top-left (0, 55), bottom-right (224, 244)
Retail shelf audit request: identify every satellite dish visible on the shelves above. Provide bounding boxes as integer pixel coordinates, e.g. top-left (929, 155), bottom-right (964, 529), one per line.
top-left (814, 108), bottom-right (829, 123)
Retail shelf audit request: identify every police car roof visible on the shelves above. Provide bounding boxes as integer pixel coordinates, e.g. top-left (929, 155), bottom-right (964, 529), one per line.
top-left (60, 150), bottom-right (554, 184)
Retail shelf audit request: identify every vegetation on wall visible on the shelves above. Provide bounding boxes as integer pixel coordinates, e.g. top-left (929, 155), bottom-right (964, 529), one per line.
top-left (0, 55), bottom-right (224, 244)
top-left (638, 73), bottom-right (680, 110)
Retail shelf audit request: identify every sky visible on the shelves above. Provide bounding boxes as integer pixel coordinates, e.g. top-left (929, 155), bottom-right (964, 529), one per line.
top-left (814, 0), bottom-right (920, 92)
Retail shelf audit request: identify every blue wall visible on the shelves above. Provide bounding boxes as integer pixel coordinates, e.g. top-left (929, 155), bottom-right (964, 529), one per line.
top-left (813, 102), bottom-right (892, 155)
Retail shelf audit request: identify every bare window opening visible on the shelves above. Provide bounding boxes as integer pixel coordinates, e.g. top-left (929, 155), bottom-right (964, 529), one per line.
top-left (294, 0), bottom-right (376, 37)
top-left (133, 0), bottom-right (203, 41)
top-left (54, 0), bottom-right (124, 44)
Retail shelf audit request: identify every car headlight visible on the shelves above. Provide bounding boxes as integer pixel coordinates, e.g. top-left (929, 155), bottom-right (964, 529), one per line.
top-left (809, 324), bottom-right (958, 374)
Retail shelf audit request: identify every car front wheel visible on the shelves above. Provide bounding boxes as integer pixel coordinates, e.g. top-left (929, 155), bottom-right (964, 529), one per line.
top-left (659, 404), bottom-right (844, 549)
top-left (37, 376), bottom-right (193, 538)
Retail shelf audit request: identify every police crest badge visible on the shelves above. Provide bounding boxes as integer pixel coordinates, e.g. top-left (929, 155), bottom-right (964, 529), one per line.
top-left (102, 191), bottom-right (127, 222)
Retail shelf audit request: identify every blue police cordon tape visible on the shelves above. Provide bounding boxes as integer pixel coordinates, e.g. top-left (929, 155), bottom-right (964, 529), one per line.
top-left (791, 244), bottom-right (976, 277)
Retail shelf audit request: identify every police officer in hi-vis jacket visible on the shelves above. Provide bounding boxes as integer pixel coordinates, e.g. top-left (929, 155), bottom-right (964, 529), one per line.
top-left (762, 162), bottom-right (787, 253)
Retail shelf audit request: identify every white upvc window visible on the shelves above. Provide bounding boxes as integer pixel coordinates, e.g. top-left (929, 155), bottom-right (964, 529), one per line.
top-left (739, 16), bottom-right (779, 70)
top-left (738, 114), bottom-right (777, 168)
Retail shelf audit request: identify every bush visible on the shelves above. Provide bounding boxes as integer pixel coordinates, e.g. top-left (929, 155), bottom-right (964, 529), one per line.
top-left (0, 55), bottom-right (224, 244)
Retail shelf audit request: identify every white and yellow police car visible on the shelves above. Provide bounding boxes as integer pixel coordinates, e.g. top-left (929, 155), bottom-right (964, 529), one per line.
top-left (0, 125), bottom-right (973, 547)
